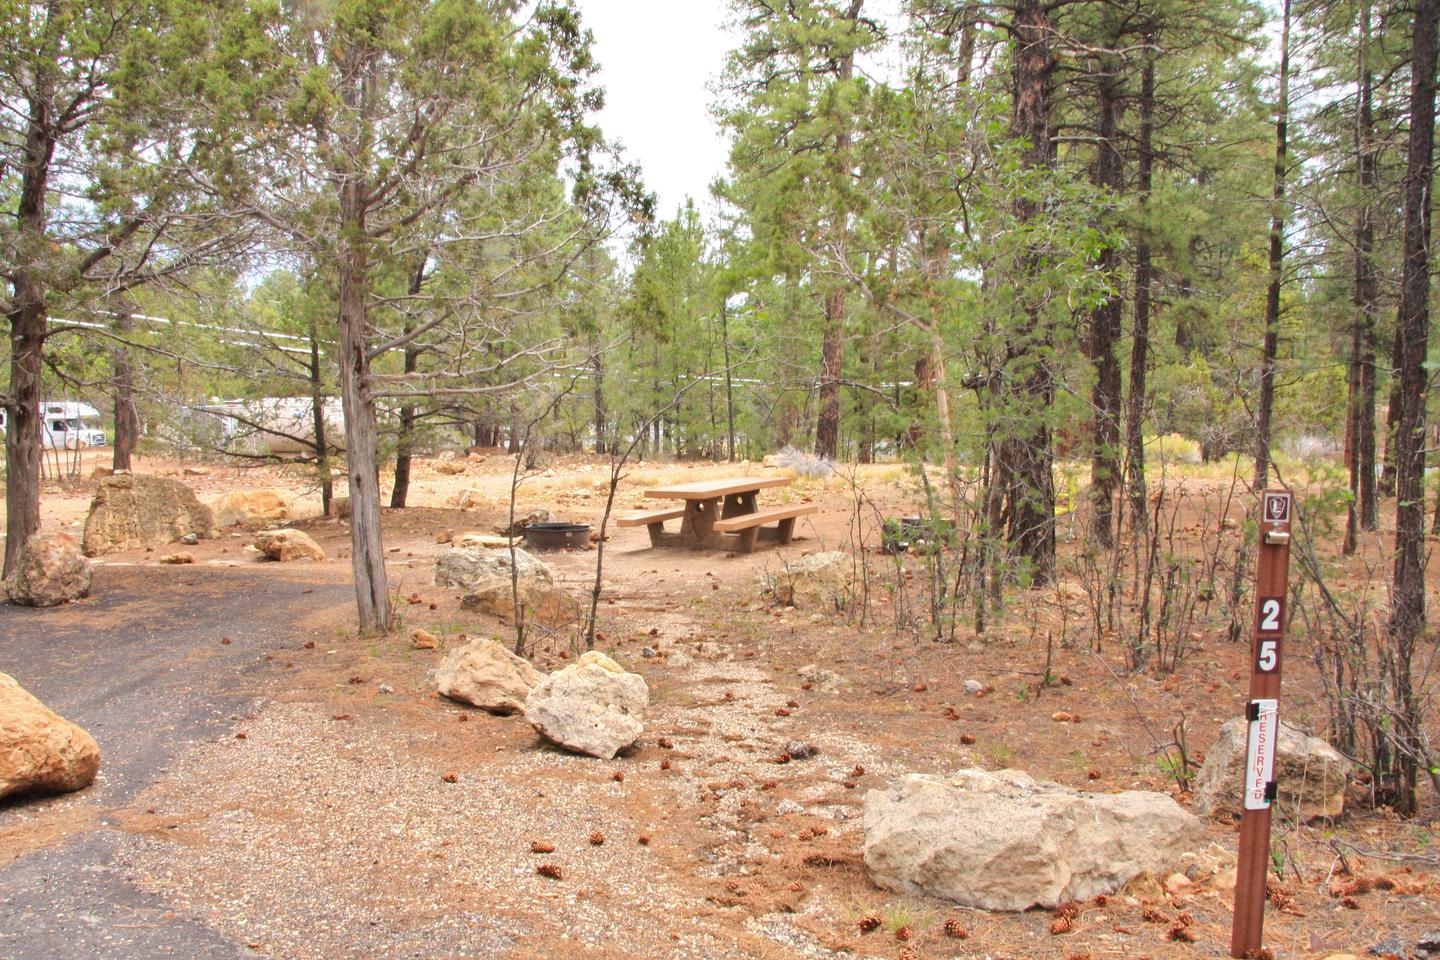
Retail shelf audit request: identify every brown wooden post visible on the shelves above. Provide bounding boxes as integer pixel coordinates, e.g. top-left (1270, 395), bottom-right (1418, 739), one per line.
top-left (1230, 488), bottom-right (1294, 958)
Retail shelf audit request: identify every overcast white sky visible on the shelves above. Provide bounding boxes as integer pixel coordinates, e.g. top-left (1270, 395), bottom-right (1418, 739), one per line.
top-left (574, 1), bottom-right (738, 223)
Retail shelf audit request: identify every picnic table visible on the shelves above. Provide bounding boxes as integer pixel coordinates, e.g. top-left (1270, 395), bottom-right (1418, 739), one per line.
top-left (616, 475), bottom-right (816, 552)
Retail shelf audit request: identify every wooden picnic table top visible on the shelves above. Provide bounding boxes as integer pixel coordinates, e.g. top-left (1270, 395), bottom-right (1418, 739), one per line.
top-left (643, 475), bottom-right (791, 500)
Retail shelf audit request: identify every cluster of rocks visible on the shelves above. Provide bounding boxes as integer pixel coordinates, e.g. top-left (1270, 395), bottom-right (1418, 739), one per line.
top-left (435, 639), bottom-right (647, 760)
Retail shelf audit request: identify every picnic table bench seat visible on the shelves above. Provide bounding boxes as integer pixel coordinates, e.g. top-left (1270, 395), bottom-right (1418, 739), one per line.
top-left (712, 503), bottom-right (816, 552)
top-left (616, 506), bottom-right (687, 546)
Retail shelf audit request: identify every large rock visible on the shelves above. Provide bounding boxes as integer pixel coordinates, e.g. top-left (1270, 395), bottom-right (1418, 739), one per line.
top-left (435, 637), bottom-right (542, 714)
top-left (453, 532), bottom-right (516, 549)
top-left (253, 528), bottom-right (326, 562)
top-left (766, 551), bottom-right (854, 608)
top-left (82, 474), bottom-right (215, 556)
top-left (524, 651), bottom-right (648, 759)
top-left (0, 672), bottom-right (101, 799)
top-left (211, 489), bottom-right (293, 527)
top-left (435, 545), bottom-right (552, 592)
top-left (1195, 717), bottom-right (1352, 821)
top-left (863, 769), bottom-right (1203, 911)
top-left (6, 532), bottom-right (92, 607)
top-left (432, 459), bottom-right (467, 476)
top-left (461, 581), bottom-right (581, 628)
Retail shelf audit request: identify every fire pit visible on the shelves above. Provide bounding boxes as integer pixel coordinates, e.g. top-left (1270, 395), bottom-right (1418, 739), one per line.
top-left (522, 522), bottom-right (591, 551)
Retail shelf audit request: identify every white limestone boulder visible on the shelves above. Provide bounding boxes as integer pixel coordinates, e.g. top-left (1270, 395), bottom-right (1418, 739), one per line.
top-left (863, 768), bottom-right (1203, 911)
top-left (524, 652), bottom-right (648, 760)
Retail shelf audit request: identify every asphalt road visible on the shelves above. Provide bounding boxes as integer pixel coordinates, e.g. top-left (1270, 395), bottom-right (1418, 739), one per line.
top-left (0, 563), bottom-right (352, 960)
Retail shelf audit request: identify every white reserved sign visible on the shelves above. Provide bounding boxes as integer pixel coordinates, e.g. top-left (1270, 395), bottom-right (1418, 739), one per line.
top-left (1244, 699), bottom-right (1279, 810)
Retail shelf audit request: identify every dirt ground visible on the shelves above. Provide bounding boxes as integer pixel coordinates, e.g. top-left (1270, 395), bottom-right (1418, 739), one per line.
top-left (2, 450), bottom-right (1438, 960)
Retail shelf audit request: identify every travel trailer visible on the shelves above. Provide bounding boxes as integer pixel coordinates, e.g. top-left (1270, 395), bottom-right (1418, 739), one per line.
top-left (0, 401), bottom-right (108, 448)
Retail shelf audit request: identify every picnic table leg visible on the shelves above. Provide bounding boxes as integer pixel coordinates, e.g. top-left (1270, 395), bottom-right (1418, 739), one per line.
top-left (720, 491), bottom-right (756, 519)
top-left (736, 526), bottom-right (760, 553)
top-left (775, 516), bottom-right (797, 545)
top-left (681, 498), bottom-right (722, 548)
top-left (645, 520), bottom-right (667, 547)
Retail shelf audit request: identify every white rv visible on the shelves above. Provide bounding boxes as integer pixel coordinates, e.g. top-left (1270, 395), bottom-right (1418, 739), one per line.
top-left (0, 401), bottom-right (108, 448)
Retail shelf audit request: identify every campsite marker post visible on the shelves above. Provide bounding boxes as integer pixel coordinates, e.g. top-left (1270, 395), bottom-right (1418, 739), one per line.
top-left (1229, 488), bottom-right (1294, 959)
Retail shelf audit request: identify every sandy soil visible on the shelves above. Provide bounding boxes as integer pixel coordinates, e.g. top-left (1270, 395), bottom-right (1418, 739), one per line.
top-left (3, 450), bottom-right (1438, 959)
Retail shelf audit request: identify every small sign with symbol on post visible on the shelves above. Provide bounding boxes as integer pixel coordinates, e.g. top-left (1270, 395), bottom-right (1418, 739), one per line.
top-left (1230, 489), bottom-right (1293, 958)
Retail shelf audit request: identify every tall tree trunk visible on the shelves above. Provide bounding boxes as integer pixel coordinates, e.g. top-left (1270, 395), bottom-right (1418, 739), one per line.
top-left (389, 256), bottom-right (426, 510)
top-left (1385, 0), bottom-right (1438, 816)
top-left (111, 309), bottom-right (139, 472)
top-left (1087, 63), bottom-right (1124, 549)
top-left (591, 334), bottom-right (608, 454)
top-left (4, 72), bottom-right (55, 578)
top-left (337, 170), bottom-right (391, 633)
top-left (816, 289), bottom-right (844, 459)
top-left (720, 304), bottom-right (736, 461)
top-left (1004, 0), bottom-right (1057, 585)
top-left (1253, 0), bottom-right (1290, 492)
top-left (309, 317), bottom-right (332, 517)
top-left (1125, 39), bottom-right (1156, 534)
top-left (1347, 2), bottom-right (1380, 553)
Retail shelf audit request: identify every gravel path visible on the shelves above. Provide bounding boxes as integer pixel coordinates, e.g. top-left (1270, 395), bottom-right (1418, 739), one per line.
top-left (0, 563), bottom-right (353, 959)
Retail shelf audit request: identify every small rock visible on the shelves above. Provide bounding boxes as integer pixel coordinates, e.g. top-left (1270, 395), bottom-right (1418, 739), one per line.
top-left (5, 532), bottom-right (92, 607)
top-left (433, 460), bottom-right (466, 475)
top-left (183, 466), bottom-right (210, 477)
top-left (435, 530), bottom-right (453, 544)
top-left (158, 552), bottom-right (195, 565)
top-left (1195, 716), bottom-right (1352, 821)
top-left (964, 679), bottom-right (985, 695)
top-left (496, 509), bottom-right (551, 537)
top-left (452, 532), bottom-right (516, 549)
top-left (783, 740), bottom-right (818, 760)
top-left (667, 651), bottom-right (693, 667)
top-left (180, 533), bottom-right (199, 545)
top-left (798, 664), bottom-right (844, 693)
top-left (641, 647), bottom-right (657, 658)
top-left (1051, 711), bottom-right (1072, 723)
top-left (1418, 933), bottom-right (1440, 955)
top-left (377, 684), bottom-right (394, 695)
top-left (1370, 938), bottom-right (1407, 957)
top-left (411, 628), bottom-right (439, 649)
top-left (436, 637), bottom-right (541, 715)
top-left (776, 799), bottom-right (805, 816)
top-left (253, 529), bottom-right (326, 562)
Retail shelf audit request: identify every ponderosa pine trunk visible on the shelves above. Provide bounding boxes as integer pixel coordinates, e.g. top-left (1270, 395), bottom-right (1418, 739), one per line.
top-left (816, 289), bottom-right (844, 460)
top-left (1003, 0), bottom-right (1057, 585)
top-left (1087, 64), bottom-right (1124, 549)
top-left (1385, 0), bottom-right (1438, 816)
top-left (1346, 1), bottom-right (1380, 553)
top-left (1253, 0), bottom-right (1289, 493)
top-left (309, 318), bottom-right (332, 518)
top-left (1125, 40), bottom-right (1155, 535)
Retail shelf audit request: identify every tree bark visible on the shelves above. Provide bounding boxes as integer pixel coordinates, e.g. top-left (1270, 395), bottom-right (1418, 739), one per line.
top-left (1253, 0), bottom-right (1289, 492)
top-left (816, 289), bottom-right (844, 459)
top-left (720, 304), bottom-right (736, 461)
top-left (1347, 1), bottom-right (1380, 553)
top-left (336, 130), bottom-right (391, 631)
top-left (1087, 62), bottom-right (1124, 549)
top-left (309, 317), bottom-right (332, 518)
top-left (1004, 0), bottom-right (1058, 585)
top-left (4, 61), bottom-right (55, 578)
top-left (111, 309), bottom-right (139, 472)
top-left (389, 255), bottom-right (426, 510)
top-left (1385, 0), bottom-right (1438, 816)
top-left (1125, 40), bottom-right (1156, 535)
